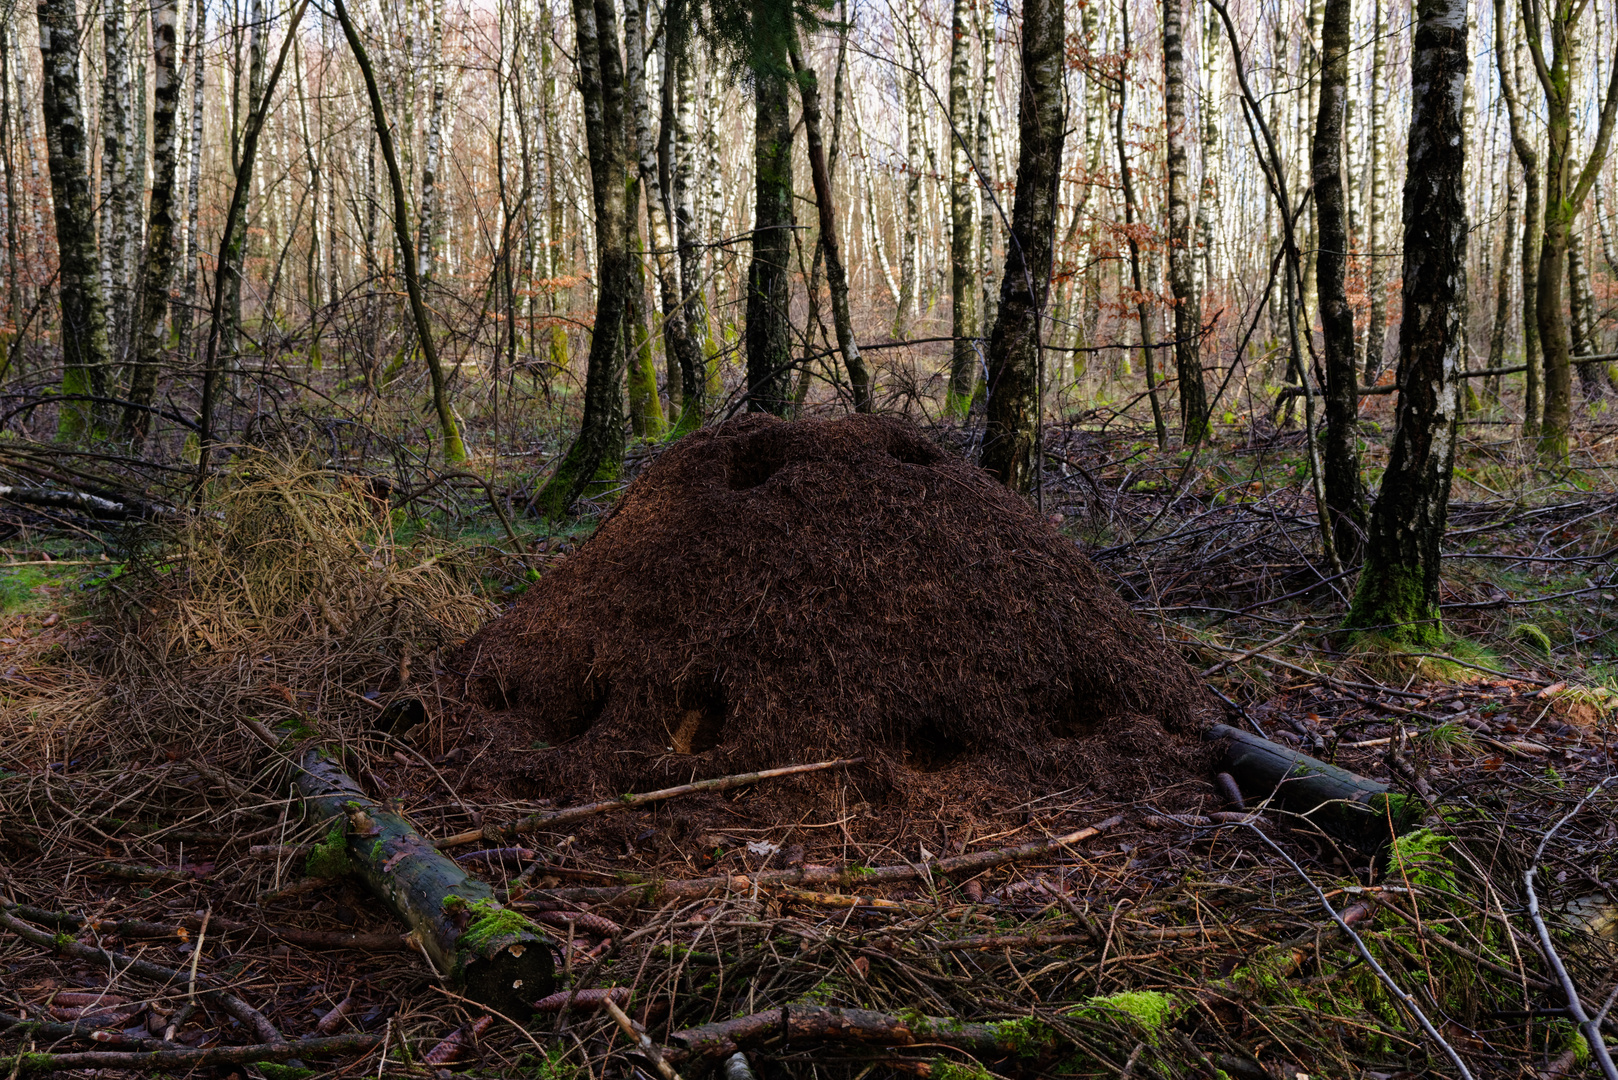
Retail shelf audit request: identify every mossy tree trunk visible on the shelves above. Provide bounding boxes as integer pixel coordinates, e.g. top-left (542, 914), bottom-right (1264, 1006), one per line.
top-left (981, 0), bottom-right (1064, 492)
top-left (1344, 0), bottom-right (1469, 645)
top-left (1312, 0), bottom-right (1366, 564)
top-left (945, 0), bottom-right (978, 418)
top-left (623, 0), bottom-right (665, 440)
top-left (533, 0), bottom-right (632, 514)
top-left (744, 17), bottom-right (794, 417)
top-left (36, 0), bottom-right (112, 439)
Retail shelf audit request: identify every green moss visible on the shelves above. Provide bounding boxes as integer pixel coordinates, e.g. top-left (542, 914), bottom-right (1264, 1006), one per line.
top-left (51, 931), bottom-right (75, 949)
top-left (931, 1059), bottom-right (993, 1080)
top-left (305, 823), bottom-right (355, 880)
top-left (990, 1016), bottom-right (1057, 1058)
top-left (1388, 829), bottom-right (1456, 894)
top-left (1070, 991), bottom-right (1176, 1041)
top-left (455, 898), bottom-right (536, 954)
top-left (1344, 562), bottom-right (1445, 647)
top-left (258, 1064), bottom-right (316, 1080)
top-left (1512, 623), bottom-right (1554, 654)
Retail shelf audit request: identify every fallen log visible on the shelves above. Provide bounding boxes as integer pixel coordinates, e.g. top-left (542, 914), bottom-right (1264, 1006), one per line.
top-left (288, 742), bottom-right (554, 1017)
top-left (1208, 723), bottom-right (1414, 846)
top-left (0, 1031), bottom-right (378, 1075)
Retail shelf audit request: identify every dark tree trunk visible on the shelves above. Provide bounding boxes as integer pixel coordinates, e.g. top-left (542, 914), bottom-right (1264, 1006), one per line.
top-left (1344, 0), bottom-right (1468, 644)
top-left (1311, 0), bottom-right (1366, 563)
top-left (533, 0), bottom-right (632, 516)
top-left (36, 0), bottom-right (112, 438)
top-left (124, 0), bottom-right (182, 442)
top-left (982, 0), bottom-right (1064, 492)
top-left (1162, 0), bottom-right (1207, 441)
top-left (745, 23), bottom-right (794, 416)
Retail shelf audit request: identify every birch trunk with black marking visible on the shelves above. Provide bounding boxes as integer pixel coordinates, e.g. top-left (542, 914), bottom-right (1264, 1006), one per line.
top-left (1568, 229), bottom-right (1601, 396)
top-left (123, 0), bottom-right (181, 442)
top-left (671, 26), bottom-right (708, 422)
top-left (976, 0), bottom-right (998, 336)
top-left (1198, 0), bottom-right (1222, 299)
top-left (981, 0), bottom-right (1063, 491)
top-left (1163, 0), bottom-right (1206, 441)
top-left (622, 0), bottom-right (665, 439)
top-left (1312, 0), bottom-right (1366, 563)
top-left (1362, 0), bottom-right (1390, 381)
top-left (647, 0), bottom-right (702, 431)
top-left (100, 0), bottom-right (134, 362)
top-left (291, 745), bottom-right (553, 1016)
top-left (946, 0), bottom-right (978, 417)
top-left (1344, 0), bottom-right (1468, 644)
top-left (176, 0), bottom-right (205, 361)
top-left (37, 0), bottom-right (112, 438)
top-left (416, 0), bottom-right (444, 286)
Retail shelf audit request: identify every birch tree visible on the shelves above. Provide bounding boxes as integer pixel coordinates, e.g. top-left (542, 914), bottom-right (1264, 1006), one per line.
top-left (982, 0), bottom-right (1064, 492)
top-left (123, 0), bottom-right (182, 441)
top-left (1361, 0), bottom-right (1391, 380)
top-left (1163, 0), bottom-right (1207, 440)
top-left (1345, 0), bottom-right (1468, 643)
top-left (37, 0), bottom-right (112, 437)
top-left (946, 0), bottom-right (977, 417)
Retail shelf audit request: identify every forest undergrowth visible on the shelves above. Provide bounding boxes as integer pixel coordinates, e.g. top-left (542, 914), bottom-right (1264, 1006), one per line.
top-left (1, 402), bottom-right (1616, 1079)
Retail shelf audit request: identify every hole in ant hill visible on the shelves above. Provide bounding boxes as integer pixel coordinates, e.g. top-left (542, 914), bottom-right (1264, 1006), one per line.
top-left (669, 685), bottom-right (727, 754)
top-left (906, 724), bottom-right (969, 772)
top-left (727, 446), bottom-right (788, 491)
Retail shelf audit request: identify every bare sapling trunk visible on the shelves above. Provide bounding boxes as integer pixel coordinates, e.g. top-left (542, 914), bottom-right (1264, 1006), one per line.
top-left (946, 0), bottom-right (978, 417)
top-left (198, 0), bottom-right (309, 471)
top-left (789, 38), bottom-right (869, 412)
top-left (331, 0), bottom-right (466, 463)
top-left (123, 0), bottom-right (182, 442)
top-left (981, 0), bottom-right (1064, 492)
top-left (1163, 0), bottom-right (1207, 441)
top-left (1344, 0), bottom-right (1468, 644)
top-left (1486, 159), bottom-right (1519, 400)
top-left (1312, 0), bottom-right (1367, 562)
top-left (37, 0), bottom-right (113, 438)
top-left (532, 0), bottom-right (633, 515)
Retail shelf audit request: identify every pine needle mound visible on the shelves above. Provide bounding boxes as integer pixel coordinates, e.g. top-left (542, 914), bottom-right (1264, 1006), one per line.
top-left (456, 414), bottom-right (1217, 799)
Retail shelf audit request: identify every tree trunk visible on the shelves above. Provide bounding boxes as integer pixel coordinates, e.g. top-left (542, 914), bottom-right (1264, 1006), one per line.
top-left (1529, 2), bottom-right (1618, 459)
top-left (176, 0), bottom-right (205, 363)
top-left (416, 0), bottom-right (444, 286)
top-left (945, 0), bottom-right (978, 416)
top-left (789, 40), bottom-right (869, 412)
top-left (1163, 0), bottom-right (1207, 441)
top-left (331, 0), bottom-right (466, 463)
top-left (896, 16), bottom-right (922, 340)
top-left (1344, 0), bottom-right (1468, 644)
top-left (744, 16), bottom-right (794, 417)
top-left (981, 0), bottom-right (1064, 492)
top-left (1115, 1), bottom-right (1166, 450)
top-left (37, 0), bottom-right (113, 439)
top-left (622, 0), bottom-right (665, 440)
top-left (1568, 228), bottom-right (1599, 396)
top-left (123, 0), bottom-right (182, 442)
top-left (1312, 0), bottom-right (1366, 563)
top-left (220, 0), bottom-right (264, 372)
top-left (1486, 160), bottom-right (1519, 397)
top-left (1198, 0), bottom-right (1222, 303)
top-left (1361, 0), bottom-right (1390, 381)
top-left (671, 26), bottom-right (708, 425)
top-left (976, 0), bottom-right (999, 339)
top-left (532, 0), bottom-right (632, 515)
top-left (101, 0), bottom-right (134, 364)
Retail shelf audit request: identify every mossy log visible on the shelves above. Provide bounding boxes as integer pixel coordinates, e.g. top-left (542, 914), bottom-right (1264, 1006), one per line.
top-left (290, 746), bottom-right (553, 1016)
top-left (1209, 724), bottom-right (1415, 847)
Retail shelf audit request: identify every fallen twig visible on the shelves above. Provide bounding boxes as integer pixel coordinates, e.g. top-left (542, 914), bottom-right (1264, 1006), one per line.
top-left (447, 758), bottom-right (863, 847)
top-left (0, 1033), bottom-right (378, 1074)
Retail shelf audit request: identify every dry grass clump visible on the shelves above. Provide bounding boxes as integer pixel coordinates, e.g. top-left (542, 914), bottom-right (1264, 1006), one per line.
top-left (88, 454), bottom-right (494, 763)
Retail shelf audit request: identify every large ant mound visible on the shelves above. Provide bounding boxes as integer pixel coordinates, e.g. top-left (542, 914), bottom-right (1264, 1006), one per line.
top-left (454, 414), bottom-right (1216, 802)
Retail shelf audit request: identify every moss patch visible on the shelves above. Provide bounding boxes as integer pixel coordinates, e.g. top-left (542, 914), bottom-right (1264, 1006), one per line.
top-left (454, 898), bottom-right (536, 955)
top-left (1070, 991), bottom-right (1176, 1040)
top-left (990, 1016), bottom-right (1058, 1058)
top-left (1388, 829), bottom-right (1456, 894)
top-left (931, 1059), bottom-right (993, 1080)
top-left (305, 823), bottom-right (355, 880)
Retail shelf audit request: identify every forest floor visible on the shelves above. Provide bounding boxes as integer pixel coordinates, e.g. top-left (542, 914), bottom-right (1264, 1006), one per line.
top-left (1, 402), bottom-right (1616, 1079)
